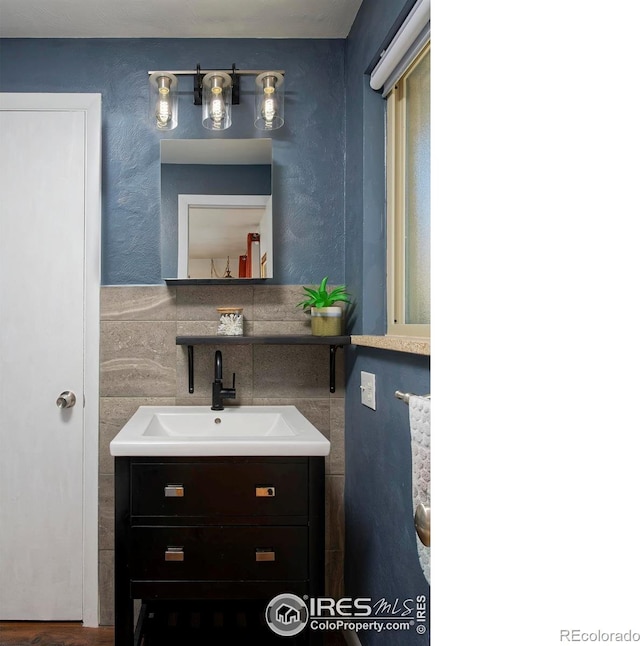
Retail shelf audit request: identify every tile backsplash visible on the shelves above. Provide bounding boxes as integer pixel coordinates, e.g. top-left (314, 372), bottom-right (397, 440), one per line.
top-left (98, 285), bottom-right (345, 624)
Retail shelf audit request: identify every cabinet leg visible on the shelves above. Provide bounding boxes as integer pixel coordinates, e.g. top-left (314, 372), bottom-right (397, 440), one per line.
top-left (114, 457), bottom-right (134, 646)
top-left (113, 597), bottom-right (134, 646)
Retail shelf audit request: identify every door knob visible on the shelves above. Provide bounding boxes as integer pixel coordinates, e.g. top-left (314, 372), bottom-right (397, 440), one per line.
top-left (56, 391), bottom-right (77, 409)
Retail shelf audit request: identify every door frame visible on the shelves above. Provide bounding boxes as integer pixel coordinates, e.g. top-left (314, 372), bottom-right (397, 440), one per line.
top-left (0, 93), bottom-right (101, 626)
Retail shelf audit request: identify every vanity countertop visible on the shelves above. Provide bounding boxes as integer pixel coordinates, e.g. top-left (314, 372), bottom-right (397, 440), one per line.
top-left (110, 405), bottom-right (331, 457)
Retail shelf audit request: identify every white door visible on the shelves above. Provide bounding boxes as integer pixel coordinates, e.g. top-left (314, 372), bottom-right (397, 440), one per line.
top-left (0, 95), bottom-right (101, 623)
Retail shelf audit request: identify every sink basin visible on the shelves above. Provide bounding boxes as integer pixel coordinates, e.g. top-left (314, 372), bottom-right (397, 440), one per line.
top-left (144, 411), bottom-right (296, 438)
top-left (109, 406), bottom-right (330, 457)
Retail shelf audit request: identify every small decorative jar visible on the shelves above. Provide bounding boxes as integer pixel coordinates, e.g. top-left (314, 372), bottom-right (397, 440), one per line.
top-left (217, 307), bottom-right (244, 336)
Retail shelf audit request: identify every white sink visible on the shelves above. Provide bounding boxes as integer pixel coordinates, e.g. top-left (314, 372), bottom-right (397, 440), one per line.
top-left (109, 406), bottom-right (330, 457)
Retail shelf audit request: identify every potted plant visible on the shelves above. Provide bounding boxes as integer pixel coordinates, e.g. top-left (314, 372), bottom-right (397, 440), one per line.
top-left (297, 276), bottom-right (351, 336)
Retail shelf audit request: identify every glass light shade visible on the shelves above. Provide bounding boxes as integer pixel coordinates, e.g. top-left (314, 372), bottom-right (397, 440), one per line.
top-left (149, 72), bottom-right (178, 130)
top-left (255, 72), bottom-right (284, 130)
top-left (202, 72), bottom-right (232, 130)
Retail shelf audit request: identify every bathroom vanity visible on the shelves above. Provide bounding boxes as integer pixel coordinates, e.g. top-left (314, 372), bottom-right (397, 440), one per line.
top-left (111, 406), bottom-right (329, 645)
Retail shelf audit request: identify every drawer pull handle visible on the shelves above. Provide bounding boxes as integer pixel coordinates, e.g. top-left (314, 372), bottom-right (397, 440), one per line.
top-left (165, 547), bottom-right (184, 562)
top-left (255, 486), bottom-right (275, 497)
top-left (164, 485), bottom-right (184, 497)
top-left (255, 549), bottom-right (275, 562)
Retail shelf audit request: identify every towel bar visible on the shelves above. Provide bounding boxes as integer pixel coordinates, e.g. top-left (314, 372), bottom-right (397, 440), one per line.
top-left (395, 390), bottom-right (430, 404)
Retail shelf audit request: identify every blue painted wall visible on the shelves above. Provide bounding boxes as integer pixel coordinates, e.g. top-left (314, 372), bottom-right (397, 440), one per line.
top-left (344, 1), bottom-right (431, 644)
top-left (345, 348), bottom-right (431, 644)
top-left (0, 38), bottom-right (345, 285)
top-left (345, 0), bottom-right (405, 336)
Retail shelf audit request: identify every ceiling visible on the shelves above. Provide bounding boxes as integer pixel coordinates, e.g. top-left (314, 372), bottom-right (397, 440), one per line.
top-left (0, 0), bottom-right (364, 39)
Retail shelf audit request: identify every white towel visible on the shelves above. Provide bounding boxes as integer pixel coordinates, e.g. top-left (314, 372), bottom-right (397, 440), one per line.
top-left (410, 394), bottom-right (430, 583)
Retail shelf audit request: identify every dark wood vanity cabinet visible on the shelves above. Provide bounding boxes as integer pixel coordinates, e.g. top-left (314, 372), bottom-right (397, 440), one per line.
top-left (114, 456), bottom-right (325, 645)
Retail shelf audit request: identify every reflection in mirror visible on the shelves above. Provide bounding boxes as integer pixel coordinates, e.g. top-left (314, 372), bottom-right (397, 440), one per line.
top-left (161, 139), bottom-right (273, 280)
top-left (178, 194), bottom-right (272, 278)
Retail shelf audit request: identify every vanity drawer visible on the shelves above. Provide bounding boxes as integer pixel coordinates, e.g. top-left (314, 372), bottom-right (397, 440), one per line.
top-left (131, 461), bottom-right (308, 518)
top-left (130, 526), bottom-right (308, 581)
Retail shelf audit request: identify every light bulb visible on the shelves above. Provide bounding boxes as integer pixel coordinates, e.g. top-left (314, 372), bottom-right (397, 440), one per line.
top-left (261, 89), bottom-right (277, 127)
top-left (156, 88), bottom-right (172, 127)
top-left (208, 87), bottom-right (226, 128)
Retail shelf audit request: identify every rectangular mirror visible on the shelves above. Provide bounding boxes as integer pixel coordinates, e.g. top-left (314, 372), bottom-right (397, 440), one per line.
top-left (161, 139), bottom-right (273, 280)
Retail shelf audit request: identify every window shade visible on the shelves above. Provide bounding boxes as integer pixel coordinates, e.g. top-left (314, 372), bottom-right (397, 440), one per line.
top-left (369, 0), bottom-right (431, 97)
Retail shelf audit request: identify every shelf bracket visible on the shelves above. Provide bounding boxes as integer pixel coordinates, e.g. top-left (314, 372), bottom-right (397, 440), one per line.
top-left (329, 345), bottom-right (339, 393)
top-left (187, 345), bottom-right (194, 393)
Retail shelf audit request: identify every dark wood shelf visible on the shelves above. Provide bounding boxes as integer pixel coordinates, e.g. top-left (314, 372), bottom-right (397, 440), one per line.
top-left (176, 335), bottom-right (350, 393)
top-left (165, 278), bottom-right (269, 285)
top-left (176, 335), bottom-right (350, 346)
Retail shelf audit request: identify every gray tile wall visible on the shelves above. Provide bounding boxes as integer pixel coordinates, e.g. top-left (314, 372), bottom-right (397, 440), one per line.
top-left (99, 285), bottom-right (345, 624)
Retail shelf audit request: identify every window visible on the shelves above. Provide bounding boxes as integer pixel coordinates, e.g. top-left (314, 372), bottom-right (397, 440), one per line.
top-left (386, 42), bottom-right (430, 337)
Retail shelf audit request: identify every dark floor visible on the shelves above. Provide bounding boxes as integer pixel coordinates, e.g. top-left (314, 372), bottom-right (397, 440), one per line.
top-left (0, 622), bottom-right (347, 646)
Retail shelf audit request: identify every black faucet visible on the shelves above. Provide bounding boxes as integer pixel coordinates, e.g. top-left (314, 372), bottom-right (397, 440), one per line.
top-left (212, 350), bottom-right (236, 411)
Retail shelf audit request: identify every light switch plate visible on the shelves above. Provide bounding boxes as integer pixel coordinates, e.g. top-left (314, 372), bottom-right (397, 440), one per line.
top-left (360, 371), bottom-right (376, 410)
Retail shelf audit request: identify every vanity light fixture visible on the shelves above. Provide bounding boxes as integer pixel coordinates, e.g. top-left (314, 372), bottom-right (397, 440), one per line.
top-left (149, 72), bottom-right (178, 130)
top-left (202, 72), bottom-right (232, 130)
top-left (255, 72), bottom-right (284, 130)
top-left (148, 64), bottom-right (285, 131)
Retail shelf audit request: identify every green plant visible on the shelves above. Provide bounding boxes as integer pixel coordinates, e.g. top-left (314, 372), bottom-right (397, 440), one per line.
top-left (296, 276), bottom-right (351, 311)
